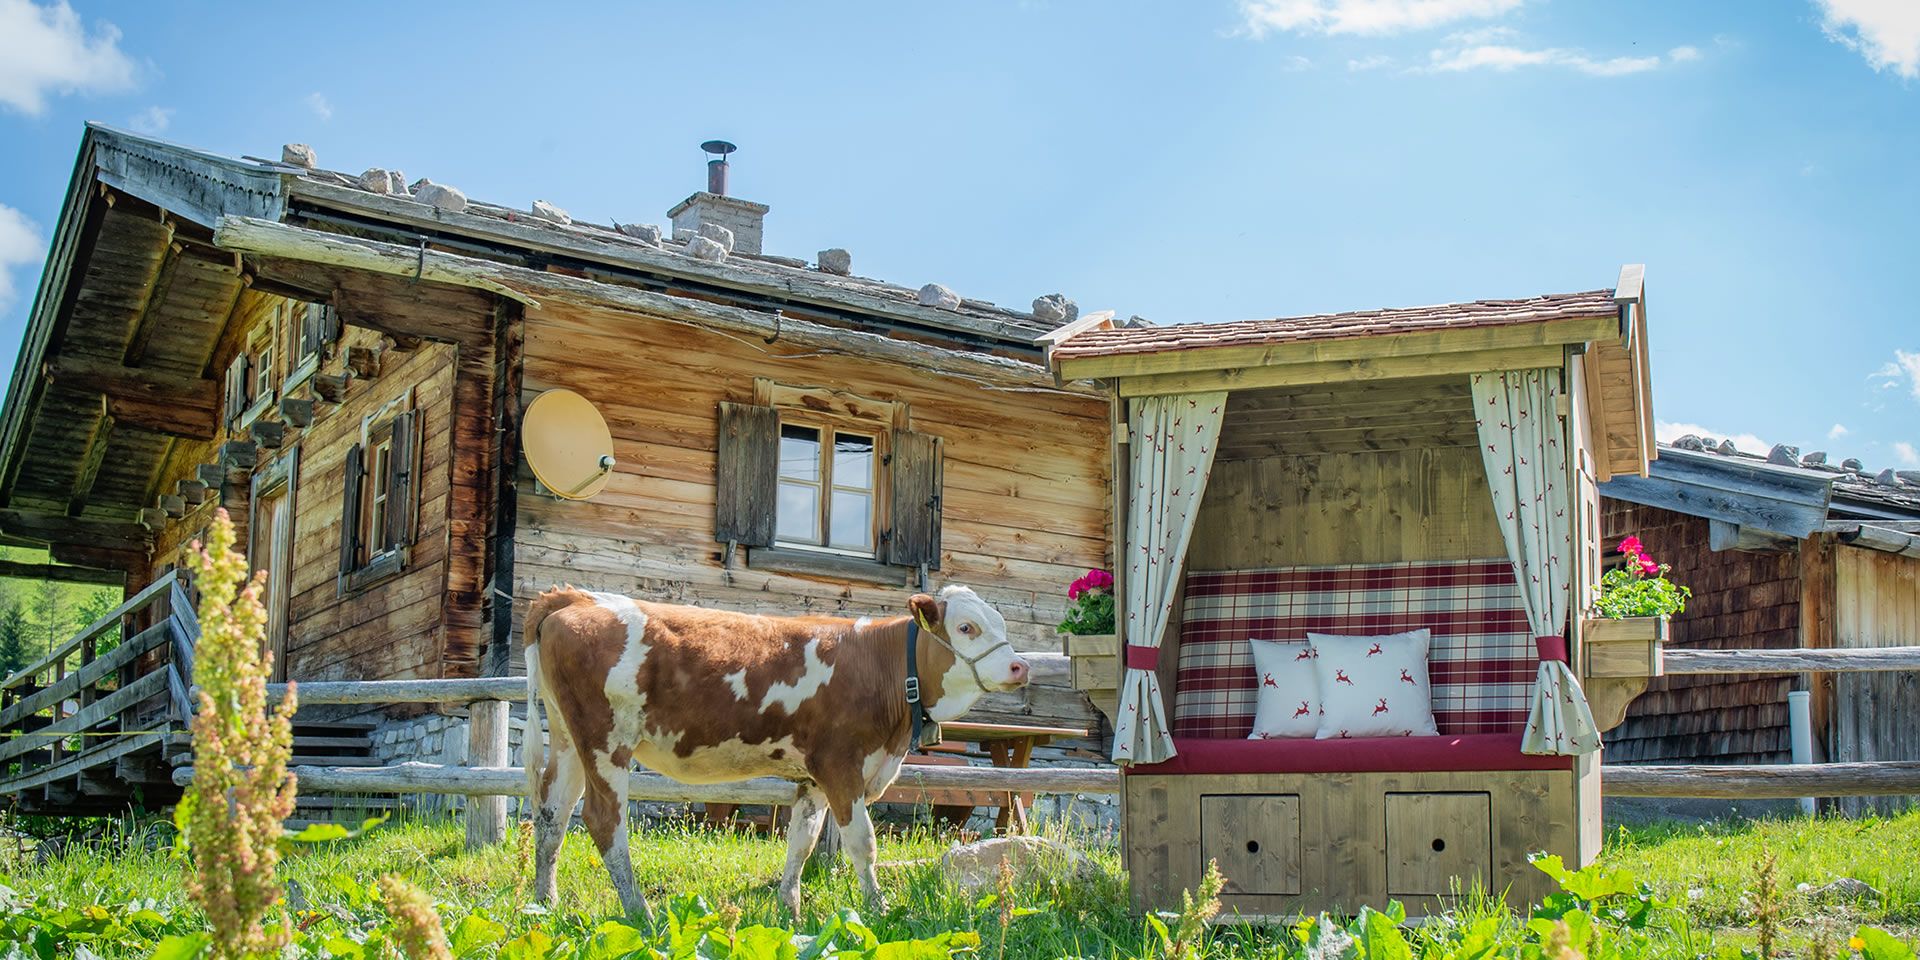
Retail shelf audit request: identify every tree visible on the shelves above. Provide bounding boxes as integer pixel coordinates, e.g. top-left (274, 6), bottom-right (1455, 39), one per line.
top-left (68, 588), bottom-right (122, 655)
top-left (0, 604), bottom-right (28, 677)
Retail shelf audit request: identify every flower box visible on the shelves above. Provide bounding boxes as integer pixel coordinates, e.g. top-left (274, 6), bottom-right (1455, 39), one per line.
top-left (1579, 616), bottom-right (1668, 679)
top-left (1061, 632), bottom-right (1119, 724)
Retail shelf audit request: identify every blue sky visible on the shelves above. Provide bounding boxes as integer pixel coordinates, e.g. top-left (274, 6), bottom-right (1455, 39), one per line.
top-left (1, 1), bottom-right (1916, 467)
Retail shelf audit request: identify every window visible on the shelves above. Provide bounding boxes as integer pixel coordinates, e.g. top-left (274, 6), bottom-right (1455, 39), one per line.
top-left (233, 309), bottom-right (279, 426)
top-left (714, 383), bottom-right (943, 585)
top-left (338, 393), bottom-right (418, 592)
top-left (288, 303), bottom-right (334, 387)
top-left (775, 423), bottom-right (878, 556)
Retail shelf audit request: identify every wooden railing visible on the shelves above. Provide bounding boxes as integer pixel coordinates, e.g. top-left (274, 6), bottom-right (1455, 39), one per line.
top-left (0, 571), bottom-right (198, 796)
top-left (1604, 643), bottom-right (1920, 801)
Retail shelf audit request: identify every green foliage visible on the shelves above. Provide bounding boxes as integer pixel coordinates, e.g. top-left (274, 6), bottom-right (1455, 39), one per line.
top-left (1593, 566), bottom-right (1691, 619)
top-left (1057, 590), bottom-right (1114, 636)
top-left (0, 603), bottom-right (29, 677)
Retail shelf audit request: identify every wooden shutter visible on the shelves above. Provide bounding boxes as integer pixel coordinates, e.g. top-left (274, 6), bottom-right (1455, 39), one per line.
top-left (224, 354), bottom-right (249, 423)
top-left (338, 443), bottom-right (364, 577)
top-left (386, 411), bottom-right (416, 551)
top-left (887, 428), bottom-right (943, 571)
top-left (318, 303), bottom-right (342, 346)
top-left (714, 402), bottom-right (778, 548)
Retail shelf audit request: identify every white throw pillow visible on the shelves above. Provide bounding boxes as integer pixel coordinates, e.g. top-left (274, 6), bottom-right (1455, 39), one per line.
top-left (1247, 639), bottom-right (1322, 739)
top-left (1306, 630), bottom-right (1440, 739)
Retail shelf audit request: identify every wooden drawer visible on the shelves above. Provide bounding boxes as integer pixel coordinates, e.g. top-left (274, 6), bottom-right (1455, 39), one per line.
top-left (1201, 794), bottom-right (1301, 896)
top-left (1386, 792), bottom-right (1491, 897)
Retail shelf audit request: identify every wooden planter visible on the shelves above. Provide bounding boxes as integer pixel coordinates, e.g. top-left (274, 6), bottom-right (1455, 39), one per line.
top-left (1580, 615), bottom-right (1668, 679)
top-left (1062, 632), bottom-right (1120, 726)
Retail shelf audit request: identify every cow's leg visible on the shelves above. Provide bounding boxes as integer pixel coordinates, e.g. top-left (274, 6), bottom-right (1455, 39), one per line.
top-left (582, 754), bottom-right (649, 918)
top-left (844, 799), bottom-right (886, 912)
top-left (778, 786), bottom-right (828, 916)
top-left (533, 743), bottom-right (587, 905)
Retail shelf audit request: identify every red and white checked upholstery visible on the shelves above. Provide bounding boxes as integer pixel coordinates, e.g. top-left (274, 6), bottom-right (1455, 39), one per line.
top-left (1171, 559), bottom-right (1535, 738)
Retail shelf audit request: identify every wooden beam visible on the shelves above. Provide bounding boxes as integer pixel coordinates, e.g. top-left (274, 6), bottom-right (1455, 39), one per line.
top-left (102, 395), bottom-right (215, 440)
top-left (0, 510), bottom-right (150, 551)
top-left (121, 238), bottom-right (182, 367)
top-left (45, 356), bottom-right (218, 427)
top-left (1115, 345), bottom-right (1567, 397)
top-left (66, 400), bottom-right (113, 517)
top-left (1604, 761), bottom-right (1920, 799)
top-left (0, 560), bottom-right (122, 586)
top-left (1663, 645), bottom-right (1920, 674)
top-left (214, 216), bottom-right (1081, 394)
top-left (278, 397), bottom-right (314, 427)
top-left (1707, 519), bottom-right (1796, 553)
top-left (1599, 447), bottom-right (1831, 538)
top-left (1060, 315), bottom-right (1617, 382)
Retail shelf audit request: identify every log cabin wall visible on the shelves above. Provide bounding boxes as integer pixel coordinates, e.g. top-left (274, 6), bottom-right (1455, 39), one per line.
top-left (509, 302), bottom-right (1110, 725)
top-left (1599, 500), bottom-right (1800, 765)
top-left (1830, 545), bottom-right (1920, 815)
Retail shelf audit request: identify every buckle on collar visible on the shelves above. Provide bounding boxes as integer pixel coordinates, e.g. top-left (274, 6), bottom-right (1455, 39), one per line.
top-left (904, 675), bottom-right (922, 704)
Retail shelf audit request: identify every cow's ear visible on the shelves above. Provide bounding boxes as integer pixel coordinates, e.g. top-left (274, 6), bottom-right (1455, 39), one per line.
top-left (908, 593), bottom-right (945, 631)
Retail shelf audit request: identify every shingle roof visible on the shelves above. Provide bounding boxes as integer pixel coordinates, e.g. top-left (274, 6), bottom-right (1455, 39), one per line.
top-left (1051, 290), bottom-right (1621, 360)
top-left (1662, 435), bottom-right (1920, 516)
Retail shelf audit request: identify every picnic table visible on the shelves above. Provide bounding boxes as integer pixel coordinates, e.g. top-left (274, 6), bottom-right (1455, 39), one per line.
top-left (700, 719), bottom-right (1091, 835)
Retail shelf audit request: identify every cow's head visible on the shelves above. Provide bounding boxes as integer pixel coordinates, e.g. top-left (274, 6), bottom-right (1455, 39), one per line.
top-left (910, 585), bottom-right (1028, 716)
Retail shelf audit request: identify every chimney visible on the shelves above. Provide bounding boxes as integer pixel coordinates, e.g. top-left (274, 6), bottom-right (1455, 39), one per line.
top-left (669, 139), bottom-right (769, 256)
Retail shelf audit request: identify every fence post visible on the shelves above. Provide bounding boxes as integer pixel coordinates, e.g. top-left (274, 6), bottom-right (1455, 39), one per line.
top-left (465, 699), bottom-right (510, 849)
top-left (1788, 689), bottom-right (1815, 816)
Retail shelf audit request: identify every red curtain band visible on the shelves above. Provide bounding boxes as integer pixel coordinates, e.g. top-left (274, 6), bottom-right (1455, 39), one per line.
top-left (1125, 644), bottom-right (1161, 670)
top-left (1535, 635), bottom-right (1569, 663)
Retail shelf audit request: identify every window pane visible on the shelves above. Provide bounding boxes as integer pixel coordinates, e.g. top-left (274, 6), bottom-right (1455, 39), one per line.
top-left (829, 490), bottom-right (872, 551)
top-left (777, 480), bottom-right (820, 543)
top-left (779, 424), bottom-right (820, 481)
top-left (833, 434), bottom-right (875, 491)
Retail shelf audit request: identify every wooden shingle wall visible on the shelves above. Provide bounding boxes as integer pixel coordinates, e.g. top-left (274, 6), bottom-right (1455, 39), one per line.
top-left (1601, 501), bottom-right (1799, 764)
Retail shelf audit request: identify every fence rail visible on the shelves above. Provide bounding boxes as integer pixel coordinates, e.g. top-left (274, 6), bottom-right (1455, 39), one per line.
top-left (1662, 645), bottom-right (1920, 674)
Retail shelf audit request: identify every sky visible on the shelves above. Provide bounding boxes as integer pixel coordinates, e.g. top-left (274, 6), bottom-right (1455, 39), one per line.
top-left (0, 0), bottom-right (1916, 468)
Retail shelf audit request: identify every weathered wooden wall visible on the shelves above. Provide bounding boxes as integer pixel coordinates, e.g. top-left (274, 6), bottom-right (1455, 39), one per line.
top-left (1830, 545), bottom-right (1920, 815)
top-left (1600, 501), bottom-right (1799, 765)
top-left (510, 302), bottom-right (1110, 730)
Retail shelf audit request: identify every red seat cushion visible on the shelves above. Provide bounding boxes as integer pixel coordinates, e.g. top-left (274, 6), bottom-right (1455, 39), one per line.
top-left (1126, 734), bottom-right (1573, 775)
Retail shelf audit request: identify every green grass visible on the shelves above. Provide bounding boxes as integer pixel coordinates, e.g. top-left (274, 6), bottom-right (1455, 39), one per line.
top-left (3, 808), bottom-right (1918, 959)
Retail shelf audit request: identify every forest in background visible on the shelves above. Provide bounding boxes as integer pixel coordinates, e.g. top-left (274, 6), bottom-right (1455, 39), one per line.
top-left (0, 547), bottom-right (122, 678)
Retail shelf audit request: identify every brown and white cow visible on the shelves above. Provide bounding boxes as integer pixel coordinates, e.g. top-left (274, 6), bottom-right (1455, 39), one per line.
top-left (523, 584), bottom-right (1030, 916)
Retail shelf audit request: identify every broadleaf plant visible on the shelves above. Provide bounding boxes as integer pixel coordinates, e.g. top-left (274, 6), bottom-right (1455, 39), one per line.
top-left (1594, 535), bottom-right (1691, 619)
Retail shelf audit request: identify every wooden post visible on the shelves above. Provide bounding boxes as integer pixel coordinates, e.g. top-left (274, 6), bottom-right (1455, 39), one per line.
top-left (464, 699), bottom-right (510, 849)
top-left (1799, 533), bottom-right (1836, 769)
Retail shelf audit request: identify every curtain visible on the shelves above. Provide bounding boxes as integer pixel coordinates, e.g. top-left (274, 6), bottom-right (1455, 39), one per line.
top-left (1112, 392), bottom-right (1226, 765)
top-left (1470, 370), bottom-right (1602, 757)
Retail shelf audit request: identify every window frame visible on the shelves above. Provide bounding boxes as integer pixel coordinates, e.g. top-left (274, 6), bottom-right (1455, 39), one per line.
top-left (287, 303), bottom-right (330, 390)
top-left (772, 417), bottom-right (882, 559)
top-left (342, 390), bottom-right (416, 591)
top-left (238, 313), bottom-right (279, 428)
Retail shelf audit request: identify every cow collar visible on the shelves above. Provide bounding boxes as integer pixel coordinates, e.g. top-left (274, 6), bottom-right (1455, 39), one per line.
top-left (904, 620), bottom-right (941, 752)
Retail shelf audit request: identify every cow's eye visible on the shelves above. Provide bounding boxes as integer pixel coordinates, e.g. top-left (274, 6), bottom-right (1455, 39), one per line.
top-left (958, 623), bottom-right (975, 635)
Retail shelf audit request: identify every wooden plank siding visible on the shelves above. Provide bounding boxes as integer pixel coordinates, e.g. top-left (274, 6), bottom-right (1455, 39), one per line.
top-left (1830, 545), bottom-right (1920, 815)
top-left (509, 302), bottom-right (1112, 675)
top-left (1600, 501), bottom-right (1800, 765)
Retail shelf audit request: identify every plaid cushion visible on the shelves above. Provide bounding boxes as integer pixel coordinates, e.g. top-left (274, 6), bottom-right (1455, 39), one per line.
top-left (1171, 559), bottom-right (1534, 738)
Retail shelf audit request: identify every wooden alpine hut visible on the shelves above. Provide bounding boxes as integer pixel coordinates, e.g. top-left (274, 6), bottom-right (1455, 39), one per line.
top-left (1046, 269), bottom-right (1661, 916)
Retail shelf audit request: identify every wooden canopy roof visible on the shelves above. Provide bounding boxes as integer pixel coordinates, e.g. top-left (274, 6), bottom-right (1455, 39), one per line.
top-left (1046, 266), bottom-right (1658, 478)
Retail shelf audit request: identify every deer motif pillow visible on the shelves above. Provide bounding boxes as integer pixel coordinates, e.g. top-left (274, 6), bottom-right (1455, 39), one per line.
top-left (1306, 630), bottom-right (1440, 739)
top-left (1247, 639), bottom-right (1322, 739)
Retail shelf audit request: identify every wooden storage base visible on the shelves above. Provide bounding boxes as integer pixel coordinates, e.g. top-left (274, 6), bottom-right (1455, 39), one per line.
top-left (1125, 760), bottom-right (1601, 918)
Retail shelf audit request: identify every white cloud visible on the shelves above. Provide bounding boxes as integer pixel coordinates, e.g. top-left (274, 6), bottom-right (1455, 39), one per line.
top-left (306, 91), bottom-right (332, 121)
top-left (127, 104), bottom-right (171, 135)
top-left (0, 203), bottom-right (45, 310)
top-left (1279, 54), bottom-right (1314, 71)
top-left (1656, 420), bottom-right (1770, 455)
top-left (1871, 350), bottom-right (1920, 401)
top-left (1348, 54), bottom-right (1395, 70)
top-left (0, 0), bottom-right (136, 114)
top-left (1829, 423), bottom-right (1850, 439)
top-left (1814, 0), bottom-right (1920, 79)
top-left (1425, 43), bottom-right (1665, 76)
top-left (1239, 0), bottom-right (1524, 37)
top-left (1668, 44), bottom-right (1702, 62)
top-left (1897, 442), bottom-right (1919, 466)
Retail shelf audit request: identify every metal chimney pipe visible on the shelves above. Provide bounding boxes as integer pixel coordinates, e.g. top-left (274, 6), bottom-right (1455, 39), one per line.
top-left (700, 140), bottom-right (737, 196)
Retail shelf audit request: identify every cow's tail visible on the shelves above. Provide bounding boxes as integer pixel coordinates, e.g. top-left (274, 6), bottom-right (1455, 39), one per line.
top-left (521, 586), bottom-right (571, 814)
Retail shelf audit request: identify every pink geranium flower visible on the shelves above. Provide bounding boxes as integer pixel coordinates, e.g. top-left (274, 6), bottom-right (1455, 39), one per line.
top-left (1639, 557), bottom-right (1660, 577)
top-left (1618, 535), bottom-right (1644, 557)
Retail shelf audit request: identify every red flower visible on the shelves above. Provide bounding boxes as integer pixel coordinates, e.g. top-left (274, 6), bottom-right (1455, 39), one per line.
top-left (1066, 569), bottom-right (1114, 600)
top-left (1639, 557), bottom-right (1660, 577)
top-left (1618, 535), bottom-right (1644, 557)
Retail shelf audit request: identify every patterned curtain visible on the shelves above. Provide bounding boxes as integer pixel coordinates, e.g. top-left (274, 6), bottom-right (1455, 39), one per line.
top-left (1113, 392), bottom-right (1226, 765)
top-left (1470, 370), bottom-right (1602, 756)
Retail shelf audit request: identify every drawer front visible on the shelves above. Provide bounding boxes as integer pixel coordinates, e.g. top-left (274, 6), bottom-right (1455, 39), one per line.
top-left (1201, 794), bottom-right (1301, 896)
top-left (1386, 792), bottom-right (1491, 897)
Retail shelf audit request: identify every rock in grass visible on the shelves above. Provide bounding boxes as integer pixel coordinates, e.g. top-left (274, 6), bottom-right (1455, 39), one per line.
top-left (1809, 877), bottom-right (1881, 901)
top-left (939, 836), bottom-right (1104, 895)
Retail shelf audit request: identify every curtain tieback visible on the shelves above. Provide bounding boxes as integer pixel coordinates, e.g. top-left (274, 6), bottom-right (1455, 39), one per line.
top-left (1124, 644), bottom-right (1161, 670)
top-left (1535, 635), bottom-right (1569, 664)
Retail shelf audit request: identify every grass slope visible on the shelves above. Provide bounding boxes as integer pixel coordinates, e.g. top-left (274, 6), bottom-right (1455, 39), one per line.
top-left (4, 809), bottom-right (1917, 958)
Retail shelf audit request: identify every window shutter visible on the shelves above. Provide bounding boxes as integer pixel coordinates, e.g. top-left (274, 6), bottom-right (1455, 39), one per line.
top-left (386, 411), bottom-right (416, 550)
top-left (339, 442), bottom-right (364, 577)
top-left (224, 354), bottom-right (249, 423)
top-left (714, 402), bottom-right (778, 548)
top-left (318, 303), bottom-right (342, 346)
top-left (887, 428), bottom-right (943, 571)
